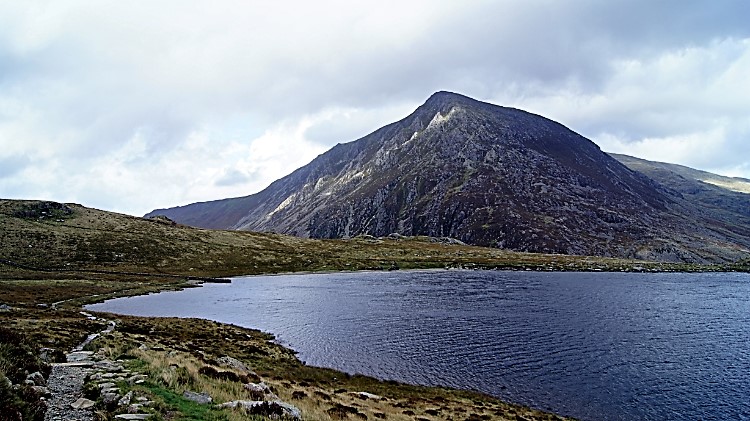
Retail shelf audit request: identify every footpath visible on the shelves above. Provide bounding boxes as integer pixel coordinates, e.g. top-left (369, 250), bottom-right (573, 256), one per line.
top-left (44, 312), bottom-right (153, 421)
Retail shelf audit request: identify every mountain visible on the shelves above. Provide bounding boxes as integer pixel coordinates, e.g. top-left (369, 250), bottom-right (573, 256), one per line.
top-left (147, 92), bottom-right (750, 263)
top-left (610, 153), bottom-right (750, 237)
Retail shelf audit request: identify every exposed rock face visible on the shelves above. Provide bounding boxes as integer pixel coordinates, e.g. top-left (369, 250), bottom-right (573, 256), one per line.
top-left (147, 92), bottom-right (750, 262)
top-left (13, 201), bottom-right (73, 220)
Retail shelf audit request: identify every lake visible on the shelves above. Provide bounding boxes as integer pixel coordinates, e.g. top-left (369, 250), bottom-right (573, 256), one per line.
top-left (87, 270), bottom-right (750, 420)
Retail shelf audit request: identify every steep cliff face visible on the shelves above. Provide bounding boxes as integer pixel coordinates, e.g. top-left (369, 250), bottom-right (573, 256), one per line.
top-left (147, 92), bottom-right (750, 262)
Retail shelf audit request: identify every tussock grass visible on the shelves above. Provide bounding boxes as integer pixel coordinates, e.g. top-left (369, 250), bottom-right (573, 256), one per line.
top-left (78, 315), bottom-right (571, 420)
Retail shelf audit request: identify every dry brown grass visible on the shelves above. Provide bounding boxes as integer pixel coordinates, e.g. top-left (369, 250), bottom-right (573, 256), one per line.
top-left (81, 314), bottom-right (569, 421)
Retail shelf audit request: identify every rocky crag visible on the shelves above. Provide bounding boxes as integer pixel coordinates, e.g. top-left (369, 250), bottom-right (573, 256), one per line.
top-left (148, 92), bottom-right (750, 263)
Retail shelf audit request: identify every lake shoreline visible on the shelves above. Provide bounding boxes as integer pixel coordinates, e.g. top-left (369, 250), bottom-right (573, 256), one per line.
top-left (88, 273), bottom-right (578, 421)
top-left (2, 269), bottom-right (576, 421)
top-left (87, 269), bottom-right (750, 421)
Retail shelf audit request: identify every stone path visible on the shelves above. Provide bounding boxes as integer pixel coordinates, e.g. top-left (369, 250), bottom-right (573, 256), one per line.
top-left (42, 311), bottom-right (302, 421)
top-left (44, 342), bottom-right (98, 421)
top-left (44, 312), bottom-right (152, 421)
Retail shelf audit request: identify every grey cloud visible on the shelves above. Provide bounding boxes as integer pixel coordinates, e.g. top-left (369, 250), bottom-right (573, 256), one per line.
top-left (0, 154), bottom-right (30, 179)
top-left (248, 1), bottom-right (750, 130)
top-left (215, 168), bottom-right (257, 187)
top-left (1, 1), bottom-right (749, 214)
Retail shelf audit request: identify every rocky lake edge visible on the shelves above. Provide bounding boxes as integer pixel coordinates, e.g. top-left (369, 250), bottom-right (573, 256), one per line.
top-left (2, 271), bottom-right (579, 421)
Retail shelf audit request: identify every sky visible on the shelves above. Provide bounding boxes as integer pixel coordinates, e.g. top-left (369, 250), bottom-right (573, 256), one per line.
top-left (1, 1), bottom-right (749, 216)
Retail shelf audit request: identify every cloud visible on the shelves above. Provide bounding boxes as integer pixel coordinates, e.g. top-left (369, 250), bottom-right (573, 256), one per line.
top-left (0, 154), bottom-right (30, 179)
top-left (0, 1), bottom-right (749, 215)
top-left (215, 168), bottom-right (254, 187)
top-left (512, 37), bottom-right (750, 174)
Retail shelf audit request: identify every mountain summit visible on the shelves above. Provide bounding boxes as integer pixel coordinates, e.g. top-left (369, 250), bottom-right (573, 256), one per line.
top-left (147, 92), bottom-right (750, 262)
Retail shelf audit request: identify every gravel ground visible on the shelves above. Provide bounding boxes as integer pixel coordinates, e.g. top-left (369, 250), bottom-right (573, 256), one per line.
top-left (44, 364), bottom-right (94, 421)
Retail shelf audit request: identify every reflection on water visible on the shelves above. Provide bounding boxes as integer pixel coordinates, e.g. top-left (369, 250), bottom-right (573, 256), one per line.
top-left (88, 270), bottom-right (750, 420)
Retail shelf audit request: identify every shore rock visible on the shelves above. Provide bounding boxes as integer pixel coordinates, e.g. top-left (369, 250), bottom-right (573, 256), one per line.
top-left (216, 356), bottom-right (256, 376)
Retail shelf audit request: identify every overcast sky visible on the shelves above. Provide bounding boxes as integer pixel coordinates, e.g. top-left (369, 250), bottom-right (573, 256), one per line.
top-left (1, 1), bottom-right (749, 216)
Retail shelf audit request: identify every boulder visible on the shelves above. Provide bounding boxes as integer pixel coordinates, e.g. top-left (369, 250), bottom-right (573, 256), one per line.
top-left (356, 391), bottom-right (382, 400)
top-left (243, 382), bottom-right (271, 395)
top-left (216, 356), bottom-right (255, 376)
top-left (275, 401), bottom-right (303, 419)
top-left (39, 347), bottom-right (65, 363)
top-left (102, 392), bottom-right (121, 405)
top-left (183, 390), bottom-right (212, 405)
top-left (31, 386), bottom-right (51, 397)
top-left (243, 382), bottom-right (278, 400)
top-left (127, 374), bottom-right (148, 385)
top-left (217, 400), bottom-right (301, 420)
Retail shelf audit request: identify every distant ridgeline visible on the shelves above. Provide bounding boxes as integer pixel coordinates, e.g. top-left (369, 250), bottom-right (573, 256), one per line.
top-left (147, 92), bottom-right (750, 264)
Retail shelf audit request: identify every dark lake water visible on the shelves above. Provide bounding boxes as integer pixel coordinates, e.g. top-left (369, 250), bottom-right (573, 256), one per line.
top-left (87, 270), bottom-right (750, 420)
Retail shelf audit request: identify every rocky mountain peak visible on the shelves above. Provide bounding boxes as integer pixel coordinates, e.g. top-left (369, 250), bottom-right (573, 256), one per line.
top-left (146, 92), bottom-right (750, 262)
top-left (422, 90), bottom-right (480, 110)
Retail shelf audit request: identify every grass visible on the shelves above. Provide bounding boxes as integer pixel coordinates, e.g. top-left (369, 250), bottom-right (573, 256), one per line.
top-left (81, 314), bottom-right (567, 421)
top-left (142, 382), bottom-right (232, 421)
top-left (0, 198), bottom-right (746, 420)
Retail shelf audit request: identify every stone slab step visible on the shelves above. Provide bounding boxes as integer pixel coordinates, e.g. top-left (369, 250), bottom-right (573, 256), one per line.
top-left (51, 361), bottom-right (94, 367)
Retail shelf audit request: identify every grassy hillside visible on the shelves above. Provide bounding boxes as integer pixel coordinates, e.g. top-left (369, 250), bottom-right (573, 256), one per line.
top-left (1, 199), bottom-right (732, 280)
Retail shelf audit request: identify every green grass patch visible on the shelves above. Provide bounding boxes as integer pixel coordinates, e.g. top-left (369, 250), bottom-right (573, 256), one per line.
top-left (142, 381), bottom-right (230, 421)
